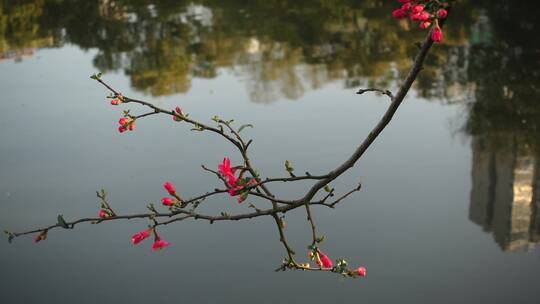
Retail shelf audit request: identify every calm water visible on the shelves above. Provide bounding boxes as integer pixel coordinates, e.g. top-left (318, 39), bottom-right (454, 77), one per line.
top-left (1, 1), bottom-right (540, 303)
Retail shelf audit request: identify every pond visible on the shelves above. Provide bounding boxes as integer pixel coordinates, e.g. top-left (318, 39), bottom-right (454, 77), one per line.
top-left (1, 1), bottom-right (539, 303)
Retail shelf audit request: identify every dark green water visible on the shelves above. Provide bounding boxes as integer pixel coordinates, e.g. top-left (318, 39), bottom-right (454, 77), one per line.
top-left (1, 1), bottom-right (539, 303)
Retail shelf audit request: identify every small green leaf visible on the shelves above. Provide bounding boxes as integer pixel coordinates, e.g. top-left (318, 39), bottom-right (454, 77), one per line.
top-left (90, 72), bottom-right (102, 80)
top-left (285, 160), bottom-right (294, 173)
top-left (315, 235), bottom-right (325, 243)
top-left (211, 115), bottom-right (221, 123)
top-left (238, 124), bottom-right (253, 133)
top-left (324, 185), bottom-right (332, 193)
top-left (57, 215), bottom-right (69, 229)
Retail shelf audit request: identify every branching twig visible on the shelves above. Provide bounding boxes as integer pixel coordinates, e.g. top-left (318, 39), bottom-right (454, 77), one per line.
top-left (7, 18), bottom-right (447, 277)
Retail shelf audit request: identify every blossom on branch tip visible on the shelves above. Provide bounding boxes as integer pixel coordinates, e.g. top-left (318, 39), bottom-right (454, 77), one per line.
top-left (99, 209), bottom-right (109, 218)
top-left (119, 117), bottom-right (129, 125)
top-left (164, 182), bottom-right (176, 195)
top-left (131, 230), bottom-right (151, 245)
top-left (431, 26), bottom-right (443, 43)
top-left (357, 266), bottom-right (367, 277)
top-left (392, 8), bottom-right (407, 19)
top-left (162, 197), bottom-right (174, 206)
top-left (152, 236), bottom-right (170, 251)
top-left (437, 9), bottom-right (448, 19)
top-left (111, 99), bottom-right (121, 106)
top-left (218, 157), bottom-right (238, 187)
top-left (316, 250), bottom-right (333, 269)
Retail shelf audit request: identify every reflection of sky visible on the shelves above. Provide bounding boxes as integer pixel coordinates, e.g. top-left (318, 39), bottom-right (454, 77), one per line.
top-left (1, 46), bottom-right (540, 304)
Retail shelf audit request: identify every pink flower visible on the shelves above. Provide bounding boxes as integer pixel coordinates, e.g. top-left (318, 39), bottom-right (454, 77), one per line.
top-left (401, 3), bottom-right (412, 11)
top-left (162, 197), bottom-right (174, 206)
top-left (164, 182), bottom-right (176, 195)
top-left (431, 26), bottom-right (443, 43)
top-left (218, 157), bottom-right (232, 176)
top-left (437, 9), bottom-right (448, 19)
top-left (119, 117), bottom-right (129, 125)
top-left (175, 106), bottom-right (183, 115)
top-left (357, 266), bottom-right (367, 277)
top-left (152, 237), bottom-right (170, 251)
top-left (131, 230), bottom-right (151, 245)
top-left (111, 99), bottom-right (120, 105)
top-left (419, 11), bottom-right (431, 22)
top-left (410, 12), bottom-right (422, 21)
top-left (218, 157), bottom-right (238, 187)
top-left (128, 122), bottom-right (135, 131)
top-left (317, 250), bottom-right (333, 269)
top-left (392, 8), bottom-right (407, 19)
top-left (99, 209), bottom-right (109, 218)
top-left (412, 5), bottom-right (424, 13)
top-left (118, 125), bottom-right (127, 133)
top-left (420, 21), bottom-right (431, 29)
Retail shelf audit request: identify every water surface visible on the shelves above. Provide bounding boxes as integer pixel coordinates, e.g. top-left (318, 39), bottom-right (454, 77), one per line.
top-left (1, 1), bottom-right (539, 303)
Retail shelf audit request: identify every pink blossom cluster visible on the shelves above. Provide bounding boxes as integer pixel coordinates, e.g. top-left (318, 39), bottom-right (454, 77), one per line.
top-left (218, 157), bottom-right (256, 203)
top-left (309, 249), bottom-right (367, 277)
top-left (162, 181), bottom-right (178, 206)
top-left (131, 229), bottom-right (170, 251)
top-left (392, 0), bottom-right (448, 43)
top-left (118, 117), bottom-right (135, 133)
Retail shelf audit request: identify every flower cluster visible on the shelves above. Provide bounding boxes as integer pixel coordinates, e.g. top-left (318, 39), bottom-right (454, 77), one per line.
top-left (118, 117), bottom-right (135, 133)
top-left (109, 93), bottom-right (125, 106)
top-left (307, 248), bottom-right (367, 277)
top-left (131, 228), bottom-right (170, 252)
top-left (392, 0), bottom-right (448, 43)
top-left (162, 181), bottom-right (180, 206)
top-left (218, 158), bottom-right (256, 203)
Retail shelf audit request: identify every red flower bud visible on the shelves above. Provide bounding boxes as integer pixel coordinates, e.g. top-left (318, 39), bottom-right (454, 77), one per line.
top-left (392, 8), bottom-right (407, 19)
top-left (357, 266), bottom-right (367, 277)
top-left (164, 182), bottom-right (176, 195)
top-left (119, 117), bottom-right (129, 125)
top-left (401, 3), bottom-right (412, 11)
top-left (316, 250), bottom-right (333, 269)
top-left (99, 209), bottom-right (109, 218)
top-left (161, 197), bottom-right (174, 206)
top-left (420, 21), bottom-right (431, 29)
top-left (152, 236), bottom-right (170, 251)
top-left (110, 99), bottom-right (120, 105)
top-left (431, 26), bottom-right (443, 43)
top-left (412, 5), bottom-right (424, 13)
top-left (437, 9), bottom-right (448, 19)
top-left (118, 125), bottom-right (127, 133)
top-left (131, 230), bottom-right (151, 245)
top-left (419, 11), bottom-right (431, 22)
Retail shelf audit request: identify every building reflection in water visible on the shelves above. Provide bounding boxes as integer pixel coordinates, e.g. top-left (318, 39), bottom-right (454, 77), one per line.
top-left (465, 3), bottom-right (540, 252)
top-left (470, 137), bottom-right (540, 251)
